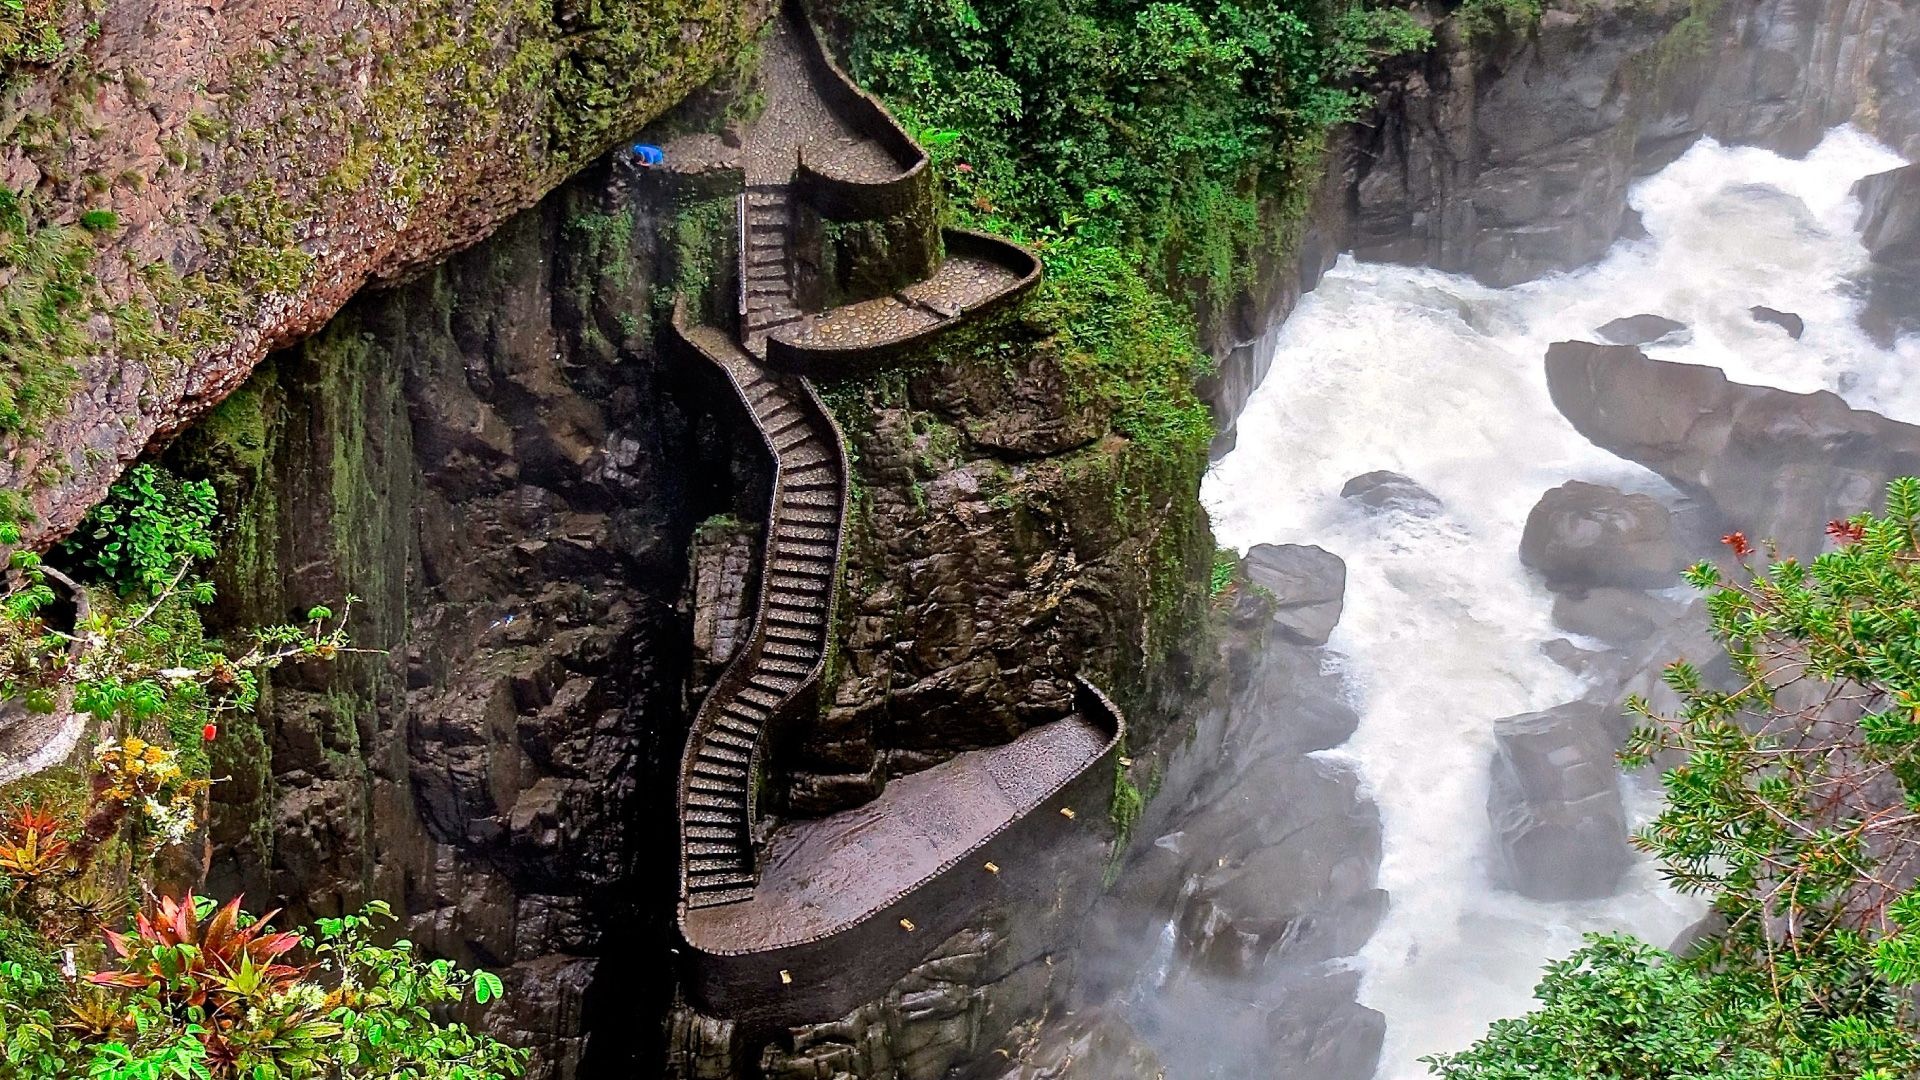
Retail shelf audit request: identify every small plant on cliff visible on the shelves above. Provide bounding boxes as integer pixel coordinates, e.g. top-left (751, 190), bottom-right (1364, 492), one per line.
top-left (1429, 478), bottom-right (1920, 1079)
top-left (0, 885), bottom-right (526, 1079)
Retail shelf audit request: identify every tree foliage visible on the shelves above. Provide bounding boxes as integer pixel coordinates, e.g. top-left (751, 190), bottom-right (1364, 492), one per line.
top-left (1430, 478), bottom-right (1920, 1079)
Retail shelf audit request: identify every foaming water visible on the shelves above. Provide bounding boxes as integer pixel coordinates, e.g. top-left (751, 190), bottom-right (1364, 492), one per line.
top-left (1201, 127), bottom-right (1909, 1079)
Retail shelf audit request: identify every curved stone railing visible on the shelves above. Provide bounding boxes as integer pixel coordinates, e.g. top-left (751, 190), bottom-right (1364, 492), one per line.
top-left (762, 228), bottom-right (1042, 378)
top-left (680, 677), bottom-right (1125, 1031)
top-left (666, 299), bottom-right (852, 909)
top-left (786, 0), bottom-right (930, 219)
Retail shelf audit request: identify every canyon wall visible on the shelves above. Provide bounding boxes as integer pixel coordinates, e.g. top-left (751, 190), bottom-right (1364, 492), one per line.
top-left (1207, 0), bottom-right (1920, 450)
top-left (2, 0), bottom-right (764, 547)
top-left (166, 165), bottom-right (766, 1077)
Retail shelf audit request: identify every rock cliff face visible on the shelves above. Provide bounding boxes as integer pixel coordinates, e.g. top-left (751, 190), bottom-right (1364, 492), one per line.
top-left (2, 0), bottom-right (764, 547)
top-left (1544, 340), bottom-right (1920, 558)
top-left (1349, 0), bottom-right (1920, 287)
top-left (166, 164), bottom-right (765, 1077)
top-left (1205, 0), bottom-right (1920, 445)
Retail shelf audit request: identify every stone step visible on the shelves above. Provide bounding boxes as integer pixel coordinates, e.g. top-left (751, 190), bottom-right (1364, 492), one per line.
top-left (686, 827), bottom-right (739, 844)
top-left (737, 687), bottom-right (784, 711)
top-left (707, 728), bottom-right (755, 752)
top-left (759, 656), bottom-right (812, 677)
top-left (688, 766), bottom-right (746, 788)
top-left (781, 490), bottom-right (837, 511)
top-left (770, 557), bottom-right (833, 577)
top-left (699, 743), bottom-right (750, 766)
top-left (687, 786), bottom-right (744, 809)
top-left (758, 402), bottom-right (803, 427)
top-left (778, 523), bottom-right (834, 543)
top-left (686, 808), bottom-right (744, 826)
top-left (687, 841), bottom-right (740, 858)
top-left (722, 701), bottom-right (767, 724)
top-left (687, 884), bottom-right (757, 908)
top-left (765, 606), bottom-right (823, 627)
top-left (689, 855), bottom-right (751, 874)
top-left (764, 621), bottom-right (823, 645)
top-left (779, 505), bottom-right (838, 525)
top-left (775, 529), bottom-right (834, 552)
top-left (763, 640), bottom-right (820, 661)
top-left (749, 673), bottom-right (800, 695)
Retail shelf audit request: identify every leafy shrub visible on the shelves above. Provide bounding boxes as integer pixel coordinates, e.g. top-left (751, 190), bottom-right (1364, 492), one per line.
top-left (60, 463), bottom-right (218, 597)
top-left (0, 885), bottom-right (526, 1079)
top-left (1432, 479), bottom-right (1920, 1078)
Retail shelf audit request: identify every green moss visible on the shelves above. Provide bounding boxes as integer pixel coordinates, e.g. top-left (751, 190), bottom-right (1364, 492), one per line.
top-left (0, 188), bottom-right (93, 437)
top-left (668, 193), bottom-right (738, 321)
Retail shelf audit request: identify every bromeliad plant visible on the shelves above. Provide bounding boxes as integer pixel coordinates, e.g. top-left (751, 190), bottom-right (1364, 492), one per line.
top-left (0, 890), bottom-right (526, 1079)
top-left (1431, 478), bottom-right (1920, 1079)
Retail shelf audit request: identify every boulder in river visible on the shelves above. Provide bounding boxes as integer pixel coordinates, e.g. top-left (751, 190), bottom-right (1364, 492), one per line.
top-left (1749, 305), bottom-right (1805, 339)
top-left (1340, 470), bottom-right (1443, 517)
top-left (1545, 342), bottom-right (1920, 559)
top-left (1595, 314), bottom-right (1686, 346)
top-left (1853, 165), bottom-right (1920, 346)
top-left (1486, 703), bottom-right (1633, 901)
top-left (1855, 163), bottom-right (1920, 262)
top-left (1520, 481), bottom-right (1688, 589)
top-left (1245, 544), bottom-right (1347, 646)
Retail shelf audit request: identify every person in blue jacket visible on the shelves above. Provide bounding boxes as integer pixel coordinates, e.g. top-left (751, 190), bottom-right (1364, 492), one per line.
top-left (631, 143), bottom-right (665, 168)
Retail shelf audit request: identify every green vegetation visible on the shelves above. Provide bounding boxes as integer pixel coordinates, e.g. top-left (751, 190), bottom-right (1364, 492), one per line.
top-left (829, 0), bottom-right (1429, 308)
top-left (0, 0), bottom-right (73, 67)
top-left (1452, 0), bottom-right (1542, 38)
top-left (0, 188), bottom-right (93, 437)
top-left (1431, 480), bottom-right (1920, 1079)
top-left (0, 462), bottom-right (520, 1077)
top-left (0, 889), bottom-right (524, 1078)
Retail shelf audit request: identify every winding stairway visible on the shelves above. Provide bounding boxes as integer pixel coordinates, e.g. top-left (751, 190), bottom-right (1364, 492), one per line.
top-left (658, 0), bottom-right (1117, 1027)
top-left (676, 320), bottom-right (846, 909)
top-left (740, 186), bottom-right (801, 354)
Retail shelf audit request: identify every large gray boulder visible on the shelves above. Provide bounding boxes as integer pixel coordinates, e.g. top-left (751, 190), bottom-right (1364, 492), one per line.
top-left (1245, 544), bottom-right (1347, 646)
top-left (1857, 163), bottom-right (1920, 262)
top-left (1545, 342), bottom-right (1920, 559)
top-left (1854, 165), bottom-right (1920, 345)
top-left (1486, 703), bottom-right (1633, 901)
top-left (1521, 481), bottom-right (1688, 589)
top-left (1341, 470), bottom-right (1443, 517)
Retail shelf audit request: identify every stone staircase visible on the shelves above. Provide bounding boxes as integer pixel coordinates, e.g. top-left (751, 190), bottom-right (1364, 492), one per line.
top-left (740, 186), bottom-right (801, 355)
top-left (677, 320), bottom-right (845, 909)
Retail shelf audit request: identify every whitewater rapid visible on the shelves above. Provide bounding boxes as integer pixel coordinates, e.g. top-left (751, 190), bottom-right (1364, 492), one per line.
top-left (1200, 127), bottom-right (1911, 1079)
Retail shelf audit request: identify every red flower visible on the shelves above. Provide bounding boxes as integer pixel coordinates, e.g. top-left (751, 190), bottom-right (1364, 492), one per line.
top-left (1826, 518), bottom-right (1866, 544)
top-left (1721, 532), bottom-right (1753, 558)
top-left (201, 724), bottom-right (218, 742)
top-left (956, 162), bottom-right (973, 174)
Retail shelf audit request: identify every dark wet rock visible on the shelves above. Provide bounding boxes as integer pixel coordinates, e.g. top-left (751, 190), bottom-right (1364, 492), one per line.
top-left (1341, 470), bottom-right (1443, 517)
top-left (1551, 586), bottom-right (1684, 645)
top-left (1668, 910), bottom-right (1728, 958)
top-left (1857, 164), bottom-right (1920, 261)
top-left (1244, 545), bottom-right (1347, 646)
top-left (989, 1008), bottom-right (1166, 1079)
top-left (1487, 704), bottom-right (1634, 901)
top-left (1750, 305), bottom-right (1805, 339)
top-left (1261, 969), bottom-right (1387, 1080)
top-left (1854, 165), bottom-right (1920, 346)
top-left (1616, 208), bottom-right (1649, 242)
top-left (1070, 629), bottom-right (1383, 1080)
top-left (1521, 481), bottom-right (1688, 590)
top-left (1542, 638), bottom-right (1622, 681)
top-left (1596, 314), bottom-right (1687, 346)
top-left (1545, 341), bottom-right (1920, 559)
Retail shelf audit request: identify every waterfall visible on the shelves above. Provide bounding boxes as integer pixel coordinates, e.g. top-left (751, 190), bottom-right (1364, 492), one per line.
top-left (1200, 126), bottom-right (1911, 1079)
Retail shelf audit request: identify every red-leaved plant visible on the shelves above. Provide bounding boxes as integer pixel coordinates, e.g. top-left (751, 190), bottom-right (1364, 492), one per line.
top-left (87, 893), bottom-right (306, 1008)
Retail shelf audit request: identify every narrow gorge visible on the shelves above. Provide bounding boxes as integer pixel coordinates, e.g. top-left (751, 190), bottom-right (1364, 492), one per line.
top-left (2, 0), bottom-right (1918, 1078)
